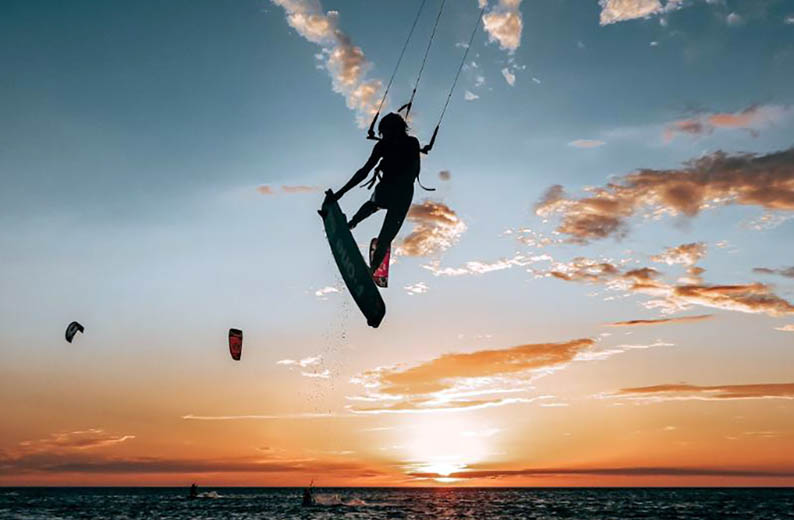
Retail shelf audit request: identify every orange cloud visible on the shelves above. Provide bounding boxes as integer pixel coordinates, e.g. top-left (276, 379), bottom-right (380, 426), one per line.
top-left (17, 430), bottom-right (135, 453)
top-left (754, 266), bottom-right (794, 278)
top-left (397, 201), bottom-right (466, 257)
top-left (665, 105), bottom-right (791, 141)
top-left (0, 452), bottom-right (383, 478)
top-left (614, 382), bottom-right (794, 400)
top-left (536, 146), bottom-right (794, 242)
top-left (349, 339), bottom-right (596, 413)
top-left (540, 256), bottom-right (794, 317)
top-left (605, 314), bottom-right (713, 327)
top-left (650, 243), bottom-right (707, 266)
top-left (660, 284), bottom-right (794, 316)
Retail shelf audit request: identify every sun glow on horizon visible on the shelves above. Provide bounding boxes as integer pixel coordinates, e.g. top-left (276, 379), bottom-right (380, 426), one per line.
top-left (400, 416), bottom-right (497, 482)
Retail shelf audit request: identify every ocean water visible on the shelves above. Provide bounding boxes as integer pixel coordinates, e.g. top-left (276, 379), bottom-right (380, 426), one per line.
top-left (1, 487), bottom-right (793, 519)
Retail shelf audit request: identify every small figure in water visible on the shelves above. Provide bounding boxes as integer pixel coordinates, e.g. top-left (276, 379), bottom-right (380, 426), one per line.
top-left (302, 481), bottom-right (315, 506)
top-left (189, 483), bottom-right (198, 499)
top-left (332, 113), bottom-right (420, 274)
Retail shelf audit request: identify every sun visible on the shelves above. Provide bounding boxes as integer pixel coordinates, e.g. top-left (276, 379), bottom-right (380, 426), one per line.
top-left (399, 416), bottom-right (497, 483)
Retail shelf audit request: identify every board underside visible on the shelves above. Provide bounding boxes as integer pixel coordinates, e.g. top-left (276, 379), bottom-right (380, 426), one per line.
top-left (320, 193), bottom-right (385, 328)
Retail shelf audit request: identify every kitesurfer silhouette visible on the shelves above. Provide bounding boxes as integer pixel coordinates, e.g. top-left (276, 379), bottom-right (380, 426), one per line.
top-left (331, 113), bottom-right (420, 274)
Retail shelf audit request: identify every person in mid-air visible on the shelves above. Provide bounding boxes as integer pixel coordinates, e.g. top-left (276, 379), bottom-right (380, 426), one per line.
top-left (332, 113), bottom-right (420, 274)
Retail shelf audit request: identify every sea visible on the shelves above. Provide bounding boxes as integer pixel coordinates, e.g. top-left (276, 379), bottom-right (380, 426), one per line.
top-left (1, 487), bottom-right (793, 519)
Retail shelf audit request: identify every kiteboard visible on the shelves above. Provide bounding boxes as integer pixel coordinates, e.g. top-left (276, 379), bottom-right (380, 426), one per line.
top-left (319, 190), bottom-right (385, 328)
top-left (369, 238), bottom-right (390, 288)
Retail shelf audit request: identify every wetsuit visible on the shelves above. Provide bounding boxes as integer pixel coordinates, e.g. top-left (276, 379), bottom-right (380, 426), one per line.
top-left (347, 134), bottom-right (420, 272)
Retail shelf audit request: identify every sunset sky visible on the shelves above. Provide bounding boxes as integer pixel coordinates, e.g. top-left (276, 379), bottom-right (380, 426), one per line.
top-left (1, 0), bottom-right (794, 487)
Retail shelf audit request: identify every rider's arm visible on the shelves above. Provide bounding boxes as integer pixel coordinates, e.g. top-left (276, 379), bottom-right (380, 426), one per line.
top-left (334, 143), bottom-right (382, 200)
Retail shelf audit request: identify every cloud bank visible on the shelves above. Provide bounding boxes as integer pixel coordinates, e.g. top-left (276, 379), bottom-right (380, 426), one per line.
top-left (536, 147), bottom-right (794, 243)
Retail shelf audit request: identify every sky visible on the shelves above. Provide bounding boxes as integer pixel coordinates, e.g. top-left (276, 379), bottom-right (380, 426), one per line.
top-left (1, 0), bottom-right (793, 487)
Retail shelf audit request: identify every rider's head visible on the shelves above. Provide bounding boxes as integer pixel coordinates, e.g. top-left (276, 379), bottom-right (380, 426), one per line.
top-left (378, 112), bottom-right (408, 139)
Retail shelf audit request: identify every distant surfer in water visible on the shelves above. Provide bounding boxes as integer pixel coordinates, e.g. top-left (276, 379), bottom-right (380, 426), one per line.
top-left (302, 480), bottom-right (315, 506)
top-left (331, 113), bottom-right (420, 274)
top-left (189, 483), bottom-right (198, 499)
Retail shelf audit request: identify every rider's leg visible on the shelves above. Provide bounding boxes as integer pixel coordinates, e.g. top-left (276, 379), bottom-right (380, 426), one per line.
top-left (370, 195), bottom-right (411, 272)
top-left (348, 201), bottom-right (380, 229)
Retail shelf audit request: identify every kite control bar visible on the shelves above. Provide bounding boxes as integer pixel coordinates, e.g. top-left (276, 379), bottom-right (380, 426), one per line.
top-left (366, 112), bottom-right (381, 141)
top-left (421, 124), bottom-right (439, 155)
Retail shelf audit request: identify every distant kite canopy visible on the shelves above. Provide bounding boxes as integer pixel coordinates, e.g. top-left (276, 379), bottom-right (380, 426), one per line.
top-left (65, 321), bottom-right (84, 343)
top-left (229, 329), bottom-right (243, 361)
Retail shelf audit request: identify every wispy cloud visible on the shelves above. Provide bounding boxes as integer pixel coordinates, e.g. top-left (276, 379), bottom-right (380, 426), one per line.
top-left (725, 12), bottom-right (743, 26)
top-left (753, 266), bottom-right (794, 278)
top-left (535, 146), bottom-right (794, 243)
top-left (0, 451), bottom-right (381, 477)
top-left (539, 255), bottom-right (794, 317)
top-left (397, 201), bottom-right (467, 257)
top-left (257, 185), bottom-right (321, 195)
top-left (17, 430), bottom-right (135, 453)
top-left (612, 382), bottom-right (794, 401)
top-left (664, 105), bottom-right (792, 141)
top-left (349, 339), bottom-right (599, 413)
top-left (774, 324), bottom-right (794, 332)
top-left (271, 0), bottom-right (382, 126)
top-left (278, 355), bottom-right (330, 379)
top-left (568, 139), bottom-right (606, 148)
top-left (277, 355), bottom-right (321, 368)
top-left (301, 369), bottom-right (331, 379)
top-left (743, 213), bottom-right (794, 231)
top-left (423, 253), bottom-right (545, 277)
top-left (182, 412), bottom-right (344, 420)
top-left (314, 286), bottom-right (340, 299)
top-left (404, 282), bottom-right (429, 295)
top-left (501, 67), bottom-right (516, 86)
top-left (650, 243), bottom-right (707, 266)
top-left (605, 314), bottom-right (713, 327)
